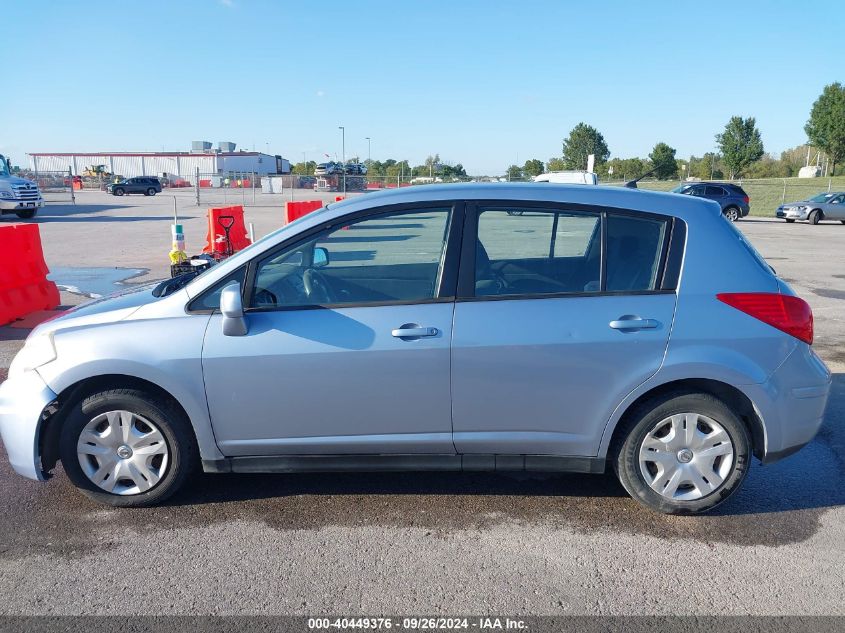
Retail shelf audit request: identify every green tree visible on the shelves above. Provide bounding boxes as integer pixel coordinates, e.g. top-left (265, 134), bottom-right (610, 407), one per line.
top-left (602, 157), bottom-right (648, 181)
top-left (423, 154), bottom-right (441, 178)
top-left (506, 164), bottom-right (523, 180)
top-left (440, 163), bottom-right (467, 180)
top-left (779, 145), bottom-right (813, 177)
top-left (522, 159), bottom-right (545, 178)
top-left (547, 157), bottom-right (566, 171)
top-left (648, 142), bottom-right (679, 180)
top-left (385, 160), bottom-right (411, 183)
top-left (715, 116), bottom-right (764, 179)
top-left (805, 82), bottom-right (845, 176)
top-left (291, 160), bottom-right (317, 175)
top-left (561, 123), bottom-right (610, 170)
top-left (691, 153), bottom-right (723, 180)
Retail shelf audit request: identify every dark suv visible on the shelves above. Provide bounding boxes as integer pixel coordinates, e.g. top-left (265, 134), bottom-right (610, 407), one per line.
top-left (671, 182), bottom-right (750, 221)
top-left (106, 177), bottom-right (162, 196)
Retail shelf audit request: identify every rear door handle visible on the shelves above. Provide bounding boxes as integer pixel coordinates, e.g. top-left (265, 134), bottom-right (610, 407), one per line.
top-left (609, 316), bottom-right (659, 330)
top-left (392, 326), bottom-right (439, 338)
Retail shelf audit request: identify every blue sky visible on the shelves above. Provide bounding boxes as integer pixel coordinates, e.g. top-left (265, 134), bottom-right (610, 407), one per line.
top-left (2, 0), bottom-right (842, 174)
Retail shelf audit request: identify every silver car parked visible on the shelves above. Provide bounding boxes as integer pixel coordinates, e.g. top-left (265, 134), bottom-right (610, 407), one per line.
top-left (0, 184), bottom-right (831, 514)
top-left (776, 191), bottom-right (845, 224)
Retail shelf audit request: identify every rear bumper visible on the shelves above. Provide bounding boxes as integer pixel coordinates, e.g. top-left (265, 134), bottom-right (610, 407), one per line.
top-left (0, 370), bottom-right (56, 481)
top-left (743, 344), bottom-right (831, 463)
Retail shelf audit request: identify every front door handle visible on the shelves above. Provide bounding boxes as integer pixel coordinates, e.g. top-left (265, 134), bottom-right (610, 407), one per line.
top-left (391, 325), bottom-right (439, 339)
top-left (609, 316), bottom-right (659, 330)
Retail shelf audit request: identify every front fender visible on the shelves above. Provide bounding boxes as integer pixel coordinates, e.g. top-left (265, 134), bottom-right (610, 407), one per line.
top-left (36, 315), bottom-right (222, 462)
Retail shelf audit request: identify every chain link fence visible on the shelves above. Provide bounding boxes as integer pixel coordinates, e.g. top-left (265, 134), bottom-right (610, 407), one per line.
top-left (15, 169), bottom-right (75, 204)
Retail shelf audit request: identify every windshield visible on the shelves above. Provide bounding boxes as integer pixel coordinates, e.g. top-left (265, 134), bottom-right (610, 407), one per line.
top-left (0, 157), bottom-right (10, 178)
top-left (670, 185), bottom-right (689, 194)
top-left (181, 205), bottom-right (329, 290)
top-left (808, 193), bottom-right (834, 203)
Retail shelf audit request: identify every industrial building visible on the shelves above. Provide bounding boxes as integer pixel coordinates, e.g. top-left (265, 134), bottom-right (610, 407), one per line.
top-left (28, 141), bottom-right (291, 179)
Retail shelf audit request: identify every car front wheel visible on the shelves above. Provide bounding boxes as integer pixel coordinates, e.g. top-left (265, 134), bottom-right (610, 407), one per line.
top-left (809, 210), bottom-right (823, 225)
top-left (59, 388), bottom-right (197, 507)
top-left (113, 188), bottom-right (125, 196)
top-left (15, 209), bottom-right (37, 219)
top-left (613, 392), bottom-right (750, 514)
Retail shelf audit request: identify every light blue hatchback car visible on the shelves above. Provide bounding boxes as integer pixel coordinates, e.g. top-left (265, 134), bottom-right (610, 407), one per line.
top-left (0, 184), bottom-right (831, 513)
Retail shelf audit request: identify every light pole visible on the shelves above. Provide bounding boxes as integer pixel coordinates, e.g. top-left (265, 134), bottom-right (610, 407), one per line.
top-left (365, 137), bottom-right (371, 167)
top-left (338, 126), bottom-right (346, 195)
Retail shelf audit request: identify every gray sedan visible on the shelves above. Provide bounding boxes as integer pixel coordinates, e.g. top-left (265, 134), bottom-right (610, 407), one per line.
top-left (776, 191), bottom-right (845, 224)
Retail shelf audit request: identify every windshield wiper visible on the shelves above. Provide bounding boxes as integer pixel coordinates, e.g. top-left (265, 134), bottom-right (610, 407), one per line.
top-left (152, 272), bottom-right (198, 298)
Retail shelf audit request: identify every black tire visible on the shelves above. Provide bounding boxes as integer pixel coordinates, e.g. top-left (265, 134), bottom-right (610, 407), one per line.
top-left (840, 220), bottom-right (845, 225)
top-left (612, 391), bottom-right (751, 514)
top-left (113, 187), bottom-right (125, 196)
top-left (809, 209), bottom-right (822, 225)
top-left (59, 388), bottom-right (197, 507)
top-left (15, 208), bottom-right (37, 219)
top-left (785, 219), bottom-right (795, 223)
top-left (146, 188), bottom-right (156, 196)
top-left (723, 206), bottom-right (740, 222)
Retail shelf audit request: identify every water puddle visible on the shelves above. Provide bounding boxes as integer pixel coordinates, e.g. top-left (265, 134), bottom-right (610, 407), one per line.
top-left (48, 266), bottom-right (149, 298)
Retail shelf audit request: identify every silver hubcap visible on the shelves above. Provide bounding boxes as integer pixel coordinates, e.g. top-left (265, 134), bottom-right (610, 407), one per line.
top-left (726, 209), bottom-right (738, 221)
top-left (76, 410), bottom-right (169, 495)
top-left (639, 412), bottom-right (734, 501)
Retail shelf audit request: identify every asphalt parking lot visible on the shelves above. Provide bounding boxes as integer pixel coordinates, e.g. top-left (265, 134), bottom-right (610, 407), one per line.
top-left (0, 190), bottom-right (844, 615)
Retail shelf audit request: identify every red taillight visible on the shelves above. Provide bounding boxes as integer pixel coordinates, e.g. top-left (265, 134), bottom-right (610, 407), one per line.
top-left (717, 293), bottom-right (813, 344)
top-left (743, 195), bottom-right (750, 204)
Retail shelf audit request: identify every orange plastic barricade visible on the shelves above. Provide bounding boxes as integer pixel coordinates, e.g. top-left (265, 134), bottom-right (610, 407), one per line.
top-left (202, 205), bottom-right (251, 256)
top-left (0, 224), bottom-right (60, 326)
top-left (284, 200), bottom-right (323, 224)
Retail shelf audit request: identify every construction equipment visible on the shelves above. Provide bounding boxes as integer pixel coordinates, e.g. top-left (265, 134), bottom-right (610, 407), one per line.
top-left (82, 164), bottom-right (112, 178)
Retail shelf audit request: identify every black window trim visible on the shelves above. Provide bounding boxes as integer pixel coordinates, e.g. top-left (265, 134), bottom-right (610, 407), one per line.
top-left (222, 201), bottom-right (467, 314)
top-left (457, 199), bottom-right (679, 302)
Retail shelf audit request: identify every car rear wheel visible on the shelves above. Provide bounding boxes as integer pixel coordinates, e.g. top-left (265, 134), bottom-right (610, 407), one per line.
top-left (809, 209), bottom-right (822, 225)
top-left (613, 392), bottom-right (750, 514)
top-left (723, 207), bottom-right (739, 222)
top-left (15, 209), bottom-right (37, 219)
top-left (146, 188), bottom-right (157, 196)
top-left (59, 388), bottom-right (197, 507)
top-left (113, 188), bottom-right (125, 196)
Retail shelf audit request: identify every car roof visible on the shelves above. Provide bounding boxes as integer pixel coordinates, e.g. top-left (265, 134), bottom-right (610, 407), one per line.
top-left (328, 182), bottom-right (720, 218)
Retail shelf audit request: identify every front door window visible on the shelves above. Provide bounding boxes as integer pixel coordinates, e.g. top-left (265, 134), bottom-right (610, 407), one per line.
top-left (251, 208), bottom-right (452, 308)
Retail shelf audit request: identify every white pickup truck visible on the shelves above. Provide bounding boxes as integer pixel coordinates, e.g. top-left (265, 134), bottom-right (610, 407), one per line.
top-left (0, 154), bottom-right (44, 219)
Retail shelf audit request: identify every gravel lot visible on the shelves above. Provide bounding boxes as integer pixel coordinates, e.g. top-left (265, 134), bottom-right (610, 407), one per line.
top-left (0, 190), bottom-right (843, 616)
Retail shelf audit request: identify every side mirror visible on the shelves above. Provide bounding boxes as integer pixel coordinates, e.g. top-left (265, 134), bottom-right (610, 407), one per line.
top-left (313, 246), bottom-right (330, 268)
top-left (220, 283), bottom-right (247, 336)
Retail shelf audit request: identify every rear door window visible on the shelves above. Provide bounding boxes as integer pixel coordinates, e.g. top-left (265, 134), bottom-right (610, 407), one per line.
top-left (471, 205), bottom-right (671, 297)
top-left (475, 208), bottom-right (600, 296)
top-left (705, 186), bottom-right (725, 197)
